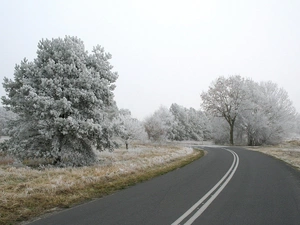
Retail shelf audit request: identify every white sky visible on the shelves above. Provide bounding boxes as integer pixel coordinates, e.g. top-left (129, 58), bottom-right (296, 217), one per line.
top-left (1, 0), bottom-right (300, 120)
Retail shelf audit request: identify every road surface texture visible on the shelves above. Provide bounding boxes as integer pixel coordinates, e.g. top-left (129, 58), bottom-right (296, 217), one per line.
top-left (27, 147), bottom-right (300, 225)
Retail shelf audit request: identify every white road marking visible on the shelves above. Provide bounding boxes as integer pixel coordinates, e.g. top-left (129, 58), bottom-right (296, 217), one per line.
top-left (171, 148), bottom-right (239, 225)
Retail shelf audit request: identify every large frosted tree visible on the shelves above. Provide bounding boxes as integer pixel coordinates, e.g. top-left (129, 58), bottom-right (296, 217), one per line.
top-left (2, 36), bottom-right (118, 166)
top-left (202, 76), bottom-right (297, 146)
top-left (201, 75), bottom-right (246, 145)
top-left (234, 80), bottom-right (296, 145)
top-left (252, 81), bottom-right (296, 144)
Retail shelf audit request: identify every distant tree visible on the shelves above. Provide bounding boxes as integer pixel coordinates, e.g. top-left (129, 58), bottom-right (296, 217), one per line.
top-left (119, 109), bottom-right (131, 117)
top-left (169, 104), bottom-right (189, 140)
top-left (144, 106), bottom-right (174, 142)
top-left (187, 108), bottom-right (211, 141)
top-left (202, 76), bottom-right (297, 146)
top-left (201, 75), bottom-right (246, 145)
top-left (253, 81), bottom-right (296, 144)
top-left (169, 104), bottom-right (210, 141)
top-left (115, 109), bottom-right (147, 148)
top-left (235, 79), bottom-right (265, 145)
top-left (2, 36), bottom-right (118, 166)
top-left (199, 111), bottom-right (213, 140)
top-left (233, 80), bottom-right (296, 145)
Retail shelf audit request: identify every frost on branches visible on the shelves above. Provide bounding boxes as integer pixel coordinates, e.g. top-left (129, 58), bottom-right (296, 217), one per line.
top-left (2, 36), bottom-right (118, 166)
top-left (169, 103), bottom-right (210, 141)
top-left (112, 109), bottom-right (148, 148)
top-left (201, 75), bottom-right (246, 145)
top-left (0, 107), bottom-right (17, 136)
top-left (242, 81), bottom-right (296, 145)
top-left (144, 106), bottom-right (174, 142)
top-left (143, 105), bottom-right (211, 142)
top-left (201, 76), bottom-right (297, 146)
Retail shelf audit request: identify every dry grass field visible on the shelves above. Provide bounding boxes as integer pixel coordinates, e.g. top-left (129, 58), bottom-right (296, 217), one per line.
top-left (246, 140), bottom-right (300, 170)
top-left (0, 144), bottom-right (203, 225)
top-left (3, 139), bottom-right (298, 225)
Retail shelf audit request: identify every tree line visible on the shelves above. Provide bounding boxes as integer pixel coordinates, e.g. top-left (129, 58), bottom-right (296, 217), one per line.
top-left (1, 36), bottom-right (299, 166)
top-left (201, 75), bottom-right (297, 146)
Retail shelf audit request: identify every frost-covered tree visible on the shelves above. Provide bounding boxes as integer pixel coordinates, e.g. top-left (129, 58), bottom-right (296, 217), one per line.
top-left (202, 76), bottom-right (297, 146)
top-left (201, 75), bottom-right (246, 145)
top-left (2, 36), bottom-right (118, 166)
top-left (187, 108), bottom-right (211, 141)
top-left (169, 104), bottom-right (189, 140)
top-left (169, 104), bottom-right (210, 141)
top-left (0, 107), bottom-right (17, 136)
top-left (234, 80), bottom-right (296, 145)
top-left (144, 106), bottom-right (174, 141)
top-left (114, 109), bottom-right (147, 148)
top-left (235, 79), bottom-right (265, 145)
top-left (209, 116), bottom-right (229, 144)
top-left (253, 81), bottom-right (296, 144)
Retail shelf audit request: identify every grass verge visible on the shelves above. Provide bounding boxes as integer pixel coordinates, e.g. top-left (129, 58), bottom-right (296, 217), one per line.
top-left (0, 147), bottom-right (204, 225)
top-left (246, 140), bottom-right (300, 170)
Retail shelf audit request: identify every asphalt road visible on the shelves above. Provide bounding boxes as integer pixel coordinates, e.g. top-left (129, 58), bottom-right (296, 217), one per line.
top-left (27, 147), bottom-right (300, 225)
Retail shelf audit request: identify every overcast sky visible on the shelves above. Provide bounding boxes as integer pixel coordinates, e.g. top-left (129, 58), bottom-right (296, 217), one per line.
top-left (1, 0), bottom-right (299, 120)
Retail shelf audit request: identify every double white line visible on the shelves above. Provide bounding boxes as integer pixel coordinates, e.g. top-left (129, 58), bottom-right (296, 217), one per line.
top-left (171, 148), bottom-right (239, 225)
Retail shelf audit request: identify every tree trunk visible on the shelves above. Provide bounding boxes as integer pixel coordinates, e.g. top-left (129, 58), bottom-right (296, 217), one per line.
top-left (248, 133), bottom-right (254, 146)
top-left (54, 135), bottom-right (64, 165)
top-left (229, 124), bottom-right (234, 145)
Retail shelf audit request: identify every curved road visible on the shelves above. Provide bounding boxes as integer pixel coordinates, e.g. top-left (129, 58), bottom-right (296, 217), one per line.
top-left (28, 147), bottom-right (300, 225)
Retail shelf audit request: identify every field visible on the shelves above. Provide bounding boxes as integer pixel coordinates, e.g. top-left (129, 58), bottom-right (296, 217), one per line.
top-left (246, 140), bottom-right (300, 170)
top-left (0, 143), bottom-right (203, 225)
top-left (2, 139), bottom-right (300, 225)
